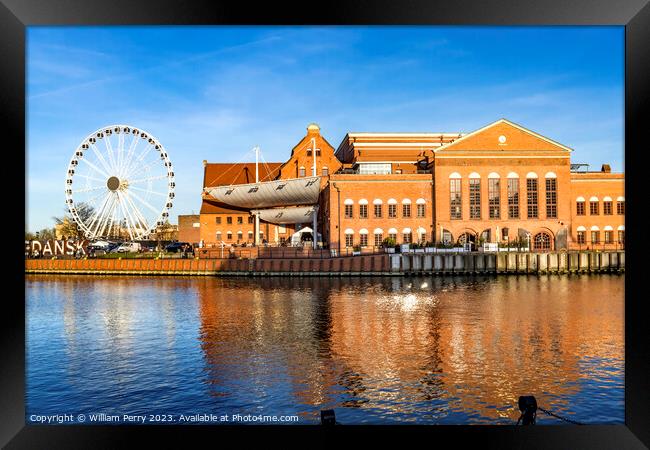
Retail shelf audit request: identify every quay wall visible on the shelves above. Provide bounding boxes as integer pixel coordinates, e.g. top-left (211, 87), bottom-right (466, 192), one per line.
top-left (25, 251), bottom-right (624, 276)
top-left (394, 251), bottom-right (624, 275)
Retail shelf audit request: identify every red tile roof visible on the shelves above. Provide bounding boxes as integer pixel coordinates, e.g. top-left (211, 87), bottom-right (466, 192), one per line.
top-left (203, 162), bottom-right (283, 188)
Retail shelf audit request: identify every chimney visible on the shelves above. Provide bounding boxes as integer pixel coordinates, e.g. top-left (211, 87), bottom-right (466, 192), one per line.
top-left (601, 164), bottom-right (611, 173)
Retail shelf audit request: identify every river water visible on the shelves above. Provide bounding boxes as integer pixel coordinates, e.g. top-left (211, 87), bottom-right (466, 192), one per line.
top-left (25, 274), bottom-right (624, 425)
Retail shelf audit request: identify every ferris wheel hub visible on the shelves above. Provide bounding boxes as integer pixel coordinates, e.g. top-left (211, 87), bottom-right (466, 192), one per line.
top-left (106, 176), bottom-right (121, 191)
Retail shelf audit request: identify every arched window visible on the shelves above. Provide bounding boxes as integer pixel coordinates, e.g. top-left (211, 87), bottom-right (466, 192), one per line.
top-left (344, 229), bottom-right (354, 248)
top-left (416, 198), bottom-right (426, 217)
top-left (449, 174), bottom-right (462, 220)
top-left (469, 173), bottom-right (481, 219)
top-left (248, 231), bottom-right (253, 241)
top-left (590, 225), bottom-right (600, 244)
top-left (322, 166), bottom-right (329, 176)
top-left (545, 174), bottom-right (557, 218)
top-left (603, 196), bottom-right (613, 215)
top-left (618, 225), bottom-right (625, 245)
top-left (589, 196), bottom-right (599, 215)
top-left (508, 174), bottom-right (520, 219)
top-left (358, 199), bottom-right (368, 218)
top-left (488, 174), bottom-right (500, 219)
top-left (373, 199), bottom-right (383, 218)
top-left (526, 173), bottom-right (538, 219)
top-left (576, 226), bottom-right (586, 244)
top-left (533, 232), bottom-right (551, 251)
top-left (226, 231), bottom-right (232, 241)
top-left (417, 227), bottom-right (427, 244)
top-left (576, 196), bottom-right (586, 215)
top-left (458, 232), bottom-right (477, 251)
top-left (344, 199), bottom-right (354, 218)
top-left (402, 198), bottom-right (411, 218)
top-left (387, 198), bottom-right (398, 218)
top-left (359, 228), bottom-right (369, 247)
top-left (299, 166), bottom-right (306, 177)
top-left (237, 231), bottom-right (243, 242)
top-left (617, 196), bottom-right (625, 215)
top-left (374, 228), bottom-right (384, 247)
top-left (402, 228), bottom-right (412, 244)
top-left (388, 227), bottom-right (398, 242)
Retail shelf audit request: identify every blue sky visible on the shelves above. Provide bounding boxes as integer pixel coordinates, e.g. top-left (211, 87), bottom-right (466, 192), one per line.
top-left (27, 26), bottom-right (624, 232)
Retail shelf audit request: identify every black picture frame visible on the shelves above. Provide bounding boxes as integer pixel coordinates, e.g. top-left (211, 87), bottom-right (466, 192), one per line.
top-left (4, 0), bottom-right (649, 447)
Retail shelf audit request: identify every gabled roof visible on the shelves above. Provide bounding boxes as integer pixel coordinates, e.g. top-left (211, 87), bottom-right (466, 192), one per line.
top-left (435, 118), bottom-right (572, 153)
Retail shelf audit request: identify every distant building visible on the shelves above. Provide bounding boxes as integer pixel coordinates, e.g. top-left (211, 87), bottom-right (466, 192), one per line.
top-left (200, 119), bottom-right (624, 251)
top-left (178, 215), bottom-right (201, 244)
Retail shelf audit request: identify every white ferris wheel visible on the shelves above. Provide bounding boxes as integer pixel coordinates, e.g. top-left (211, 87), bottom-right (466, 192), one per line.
top-left (65, 125), bottom-right (175, 240)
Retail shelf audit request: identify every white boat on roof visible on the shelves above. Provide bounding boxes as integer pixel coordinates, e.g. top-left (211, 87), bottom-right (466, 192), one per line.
top-left (204, 176), bottom-right (321, 209)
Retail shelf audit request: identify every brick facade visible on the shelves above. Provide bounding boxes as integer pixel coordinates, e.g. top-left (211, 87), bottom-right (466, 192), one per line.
top-left (198, 119), bottom-right (624, 251)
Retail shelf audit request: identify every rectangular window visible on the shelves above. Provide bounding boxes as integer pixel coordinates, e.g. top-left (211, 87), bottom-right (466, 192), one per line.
top-left (450, 179), bottom-right (462, 220)
top-left (360, 234), bottom-right (368, 247)
top-left (508, 178), bottom-right (519, 219)
top-left (488, 178), bottom-right (500, 219)
top-left (417, 203), bottom-right (425, 218)
top-left (358, 163), bottom-right (391, 175)
top-left (237, 216), bottom-right (243, 224)
top-left (576, 202), bottom-right (585, 216)
top-left (248, 215), bottom-right (254, 224)
top-left (526, 178), bottom-right (538, 219)
top-left (344, 204), bottom-right (353, 218)
top-left (345, 234), bottom-right (353, 248)
top-left (306, 150), bottom-right (312, 156)
top-left (216, 232), bottom-right (222, 241)
top-left (216, 217), bottom-right (222, 224)
top-left (604, 201), bottom-right (612, 215)
top-left (359, 204), bottom-right (368, 218)
top-left (374, 204), bottom-right (382, 218)
top-left (591, 231), bottom-right (600, 244)
top-left (226, 232), bottom-right (232, 241)
top-left (590, 201), bottom-right (599, 215)
top-left (322, 167), bottom-right (329, 176)
top-left (604, 230), bottom-right (612, 244)
top-left (469, 179), bottom-right (481, 219)
top-left (618, 230), bottom-right (625, 244)
top-left (577, 231), bottom-right (585, 244)
top-left (545, 178), bottom-right (557, 219)
top-left (617, 201), bottom-right (625, 215)
top-left (389, 232), bottom-right (397, 242)
top-left (403, 232), bottom-right (412, 244)
top-left (388, 204), bottom-right (397, 218)
top-left (226, 216), bottom-right (233, 224)
top-left (299, 167), bottom-right (306, 177)
top-left (402, 203), bottom-right (411, 218)
top-left (374, 233), bottom-right (383, 247)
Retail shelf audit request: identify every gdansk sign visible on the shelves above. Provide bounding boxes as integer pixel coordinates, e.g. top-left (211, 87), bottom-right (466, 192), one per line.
top-left (25, 240), bottom-right (89, 256)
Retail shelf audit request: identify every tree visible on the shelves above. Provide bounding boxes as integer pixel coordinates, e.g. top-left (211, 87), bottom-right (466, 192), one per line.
top-left (53, 202), bottom-right (95, 240)
top-left (37, 227), bottom-right (57, 240)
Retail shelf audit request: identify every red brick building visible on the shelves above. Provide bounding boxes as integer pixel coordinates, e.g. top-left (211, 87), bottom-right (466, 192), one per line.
top-left (200, 119), bottom-right (624, 251)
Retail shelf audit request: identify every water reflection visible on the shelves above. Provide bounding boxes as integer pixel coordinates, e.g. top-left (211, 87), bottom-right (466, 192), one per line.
top-left (26, 274), bottom-right (624, 424)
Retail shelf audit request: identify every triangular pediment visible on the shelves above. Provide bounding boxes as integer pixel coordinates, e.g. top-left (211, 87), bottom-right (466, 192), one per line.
top-left (436, 119), bottom-right (571, 153)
